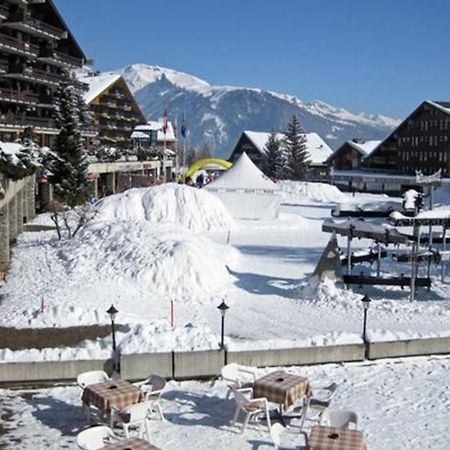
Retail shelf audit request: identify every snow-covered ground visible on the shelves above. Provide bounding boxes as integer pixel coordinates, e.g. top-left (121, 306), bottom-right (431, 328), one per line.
top-left (1, 183), bottom-right (450, 361)
top-left (1, 356), bottom-right (449, 450)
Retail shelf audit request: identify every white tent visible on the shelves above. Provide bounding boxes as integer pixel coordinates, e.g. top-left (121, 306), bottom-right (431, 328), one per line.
top-left (204, 152), bottom-right (281, 219)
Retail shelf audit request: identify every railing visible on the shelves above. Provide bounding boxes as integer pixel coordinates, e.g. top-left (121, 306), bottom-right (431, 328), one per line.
top-left (54, 50), bottom-right (82, 67)
top-left (7, 63), bottom-right (33, 76)
top-left (0, 3), bottom-right (9, 18)
top-left (32, 67), bottom-right (60, 84)
top-left (0, 114), bottom-right (56, 129)
top-left (7, 11), bottom-right (65, 38)
top-left (0, 33), bottom-right (39, 55)
top-left (0, 87), bottom-right (39, 103)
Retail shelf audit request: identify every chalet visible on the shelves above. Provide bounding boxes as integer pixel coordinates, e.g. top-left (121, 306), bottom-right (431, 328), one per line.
top-left (0, 0), bottom-right (89, 147)
top-left (330, 101), bottom-right (450, 193)
top-left (327, 139), bottom-right (381, 171)
top-left (364, 100), bottom-right (450, 176)
top-left (229, 130), bottom-right (333, 181)
top-left (79, 72), bottom-right (146, 149)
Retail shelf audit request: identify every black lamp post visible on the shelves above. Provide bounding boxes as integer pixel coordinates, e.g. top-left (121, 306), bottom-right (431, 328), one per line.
top-left (217, 300), bottom-right (229, 350)
top-left (361, 294), bottom-right (371, 347)
top-left (106, 304), bottom-right (119, 373)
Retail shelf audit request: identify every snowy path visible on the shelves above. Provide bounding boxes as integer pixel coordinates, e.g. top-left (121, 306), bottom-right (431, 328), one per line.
top-left (1, 356), bottom-right (449, 449)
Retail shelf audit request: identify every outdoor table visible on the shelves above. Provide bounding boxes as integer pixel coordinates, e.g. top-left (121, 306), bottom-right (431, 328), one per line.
top-left (82, 379), bottom-right (143, 414)
top-left (253, 370), bottom-right (311, 412)
top-left (308, 425), bottom-right (367, 450)
top-left (101, 438), bottom-right (160, 450)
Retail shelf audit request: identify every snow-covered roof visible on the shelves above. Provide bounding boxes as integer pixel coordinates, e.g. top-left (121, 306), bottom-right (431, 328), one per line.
top-left (78, 73), bottom-right (122, 103)
top-left (347, 139), bottom-right (382, 156)
top-left (131, 120), bottom-right (176, 142)
top-left (426, 100), bottom-right (450, 117)
top-left (243, 130), bottom-right (333, 164)
top-left (204, 152), bottom-right (280, 192)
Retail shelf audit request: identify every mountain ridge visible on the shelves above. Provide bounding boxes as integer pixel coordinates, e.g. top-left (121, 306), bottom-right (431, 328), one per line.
top-left (111, 63), bottom-right (400, 157)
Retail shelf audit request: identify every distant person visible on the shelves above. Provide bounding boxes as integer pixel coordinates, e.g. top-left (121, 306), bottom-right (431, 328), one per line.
top-left (196, 173), bottom-right (204, 187)
top-left (185, 176), bottom-right (194, 186)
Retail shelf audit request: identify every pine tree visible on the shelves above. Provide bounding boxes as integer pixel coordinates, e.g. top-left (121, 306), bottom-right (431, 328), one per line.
top-left (283, 115), bottom-right (310, 180)
top-left (262, 130), bottom-right (285, 179)
top-left (49, 74), bottom-right (90, 208)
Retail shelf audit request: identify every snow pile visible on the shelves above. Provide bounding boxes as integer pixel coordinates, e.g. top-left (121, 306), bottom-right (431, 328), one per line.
top-left (2, 221), bottom-right (239, 328)
top-left (279, 181), bottom-right (347, 204)
top-left (95, 183), bottom-right (234, 232)
top-left (433, 184), bottom-right (450, 206)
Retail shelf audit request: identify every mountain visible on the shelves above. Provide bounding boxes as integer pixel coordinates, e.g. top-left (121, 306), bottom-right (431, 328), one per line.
top-left (114, 63), bottom-right (400, 158)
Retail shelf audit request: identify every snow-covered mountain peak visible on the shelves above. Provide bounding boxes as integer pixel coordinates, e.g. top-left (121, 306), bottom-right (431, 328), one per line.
top-left (119, 63), bottom-right (212, 93)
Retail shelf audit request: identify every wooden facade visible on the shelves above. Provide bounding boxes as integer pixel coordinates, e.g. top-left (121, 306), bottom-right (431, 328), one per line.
top-left (0, 0), bottom-right (87, 147)
top-left (229, 132), bottom-right (264, 166)
top-left (328, 139), bottom-right (381, 171)
top-left (364, 101), bottom-right (450, 176)
top-left (86, 76), bottom-right (146, 149)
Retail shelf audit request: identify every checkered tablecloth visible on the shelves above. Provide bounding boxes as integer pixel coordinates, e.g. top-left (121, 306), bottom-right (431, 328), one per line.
top-left (253, 370), bottom-right (311, 410)
top-left (81, 379), bottom-right (143, 413)
top-left (308, 425), bottom-right (367, 450)
top-left (102, 438), bottom-right (159, 450)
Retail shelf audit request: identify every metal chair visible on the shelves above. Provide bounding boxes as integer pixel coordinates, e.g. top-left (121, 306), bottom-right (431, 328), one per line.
top-left (221, 363), bottom-right (257, 399)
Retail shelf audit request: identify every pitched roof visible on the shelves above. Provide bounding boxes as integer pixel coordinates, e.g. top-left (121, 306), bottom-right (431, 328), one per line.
top-left (347, 139), bottom-right (382, 157)
top-left (78, 73), bottom-right (122, 103)
top-left (132, 121), bottom-right (176, 142)
top-left (243, 130), bottom-right (333, 164)
top-left (204, 152), bottom-right (280, 191)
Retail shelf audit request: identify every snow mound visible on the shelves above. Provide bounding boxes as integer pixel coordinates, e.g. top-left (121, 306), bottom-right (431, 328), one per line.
top-left (3, 221), bottom-right (239, 327)
top-left (433, 184), bottom-right (450, 206)
top-left (95, 183), bottom-right (234, 231)
top-left (279, 181), bottom-right (347, 204)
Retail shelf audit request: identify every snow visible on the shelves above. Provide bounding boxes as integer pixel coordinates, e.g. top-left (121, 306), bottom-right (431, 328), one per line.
top-left (132, 120), bottom-right (176, 142)
top-left (279, 181), bottom-right (347, 204)
top-left (95, 184), bottom-right (234, 231)
top-left (243, 130), bottom-right (333, 165)
top-left (78, 73), bottom-right (121, 103)
top-left (347, 139), bottom-right (382, 156)
top-left (2, 184), bottom-right (450, 361)
top-left (1, 356), bottom-right (449, 449)
top-left (204, 152), bottom-right (279, 192)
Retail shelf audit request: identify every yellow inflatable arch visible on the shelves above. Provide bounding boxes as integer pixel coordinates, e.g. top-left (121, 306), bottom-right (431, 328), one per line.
top-left (186, 158), bottom-right (232, 179)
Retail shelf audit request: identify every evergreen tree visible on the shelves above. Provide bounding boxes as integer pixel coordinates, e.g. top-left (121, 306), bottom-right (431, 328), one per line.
top-left (262, 130), bottom-right (285, 179)
top-left (49, 74), bottom-right (90, 208)
top-left (283, 115), bottom-right (310, 180)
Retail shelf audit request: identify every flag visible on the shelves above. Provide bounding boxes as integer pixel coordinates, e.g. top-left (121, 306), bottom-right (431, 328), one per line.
top-left (162, 108), bottom-right (168, 135)
top-left (181, 112), bottom-right (187, 138)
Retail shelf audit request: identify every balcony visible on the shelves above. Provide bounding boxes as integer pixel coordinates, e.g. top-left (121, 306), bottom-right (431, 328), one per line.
top-left (0, 87), bottom-right (39, 104)
top-left (0, 113), bottom-right (57, 131)
top-left (0, 3), bottom-right (9, 20)
top-left (38, 46), bottom-right (83, 67)
top-left (0, 32), bottom-right (39, 57)
top-left (4, 10), bottom-right (66, 40)
top-left (32, 67), bottom-right (60, 87)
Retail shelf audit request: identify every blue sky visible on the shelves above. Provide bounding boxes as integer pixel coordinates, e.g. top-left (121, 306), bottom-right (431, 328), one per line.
top-left (55, 0), bottom-right (450, 118)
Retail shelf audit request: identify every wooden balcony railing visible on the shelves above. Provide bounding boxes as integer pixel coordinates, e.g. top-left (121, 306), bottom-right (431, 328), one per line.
top-left (0, 33), bottom-right (39, 55)
top-left (6, 11), bottom-right (65, 39)
top-left (0, 87), bottom-right (39, 103)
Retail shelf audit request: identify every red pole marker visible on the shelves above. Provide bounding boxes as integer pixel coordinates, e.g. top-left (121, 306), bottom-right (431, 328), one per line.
top-left (170, 300), bottom-right (174, 327)
top-left (40, 298), bottom-right (44, 314)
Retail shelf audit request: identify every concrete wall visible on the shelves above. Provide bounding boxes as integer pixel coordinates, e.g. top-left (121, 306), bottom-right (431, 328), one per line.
top-left (0, 359), bottom-right (113, 384)
top-left (1, 338), bottom-right (450, 385)
top-left (120, 353), bottom-right (172, 381)
top-left (368, 337), bottom-right (450, 360)
top-left (173, 350), bottom-right (226, 379)
top-left (227, 345), bottom-right (365, 368)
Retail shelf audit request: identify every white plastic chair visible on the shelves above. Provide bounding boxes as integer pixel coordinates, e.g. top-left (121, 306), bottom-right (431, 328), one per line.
top-left (221, 363), bottom-right (257, 399)
top-left (309, 382), bottom-right (338, 410)
top-left (133, 374), bottom-right (166, 419)
top-left (115, 400), bottom-right (154, 441)
top-left (320, 409), bottom-right (358, 429)
top-left (270, 423), bottom-right (285, 449)
top-left (77, 370), bottom-right (110, 390)
top-left (76, 425), bottom-right (117, 450)
top-left (232, 387), bottom-right (271, 433)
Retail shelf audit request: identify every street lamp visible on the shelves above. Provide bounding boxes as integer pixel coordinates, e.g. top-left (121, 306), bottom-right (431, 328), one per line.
top-left (217, 300), bottom-right (229, 350)
top-left (361, 295), bottom-right (371, 345)
top-left (106, 304), bottom-right (119, 374)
